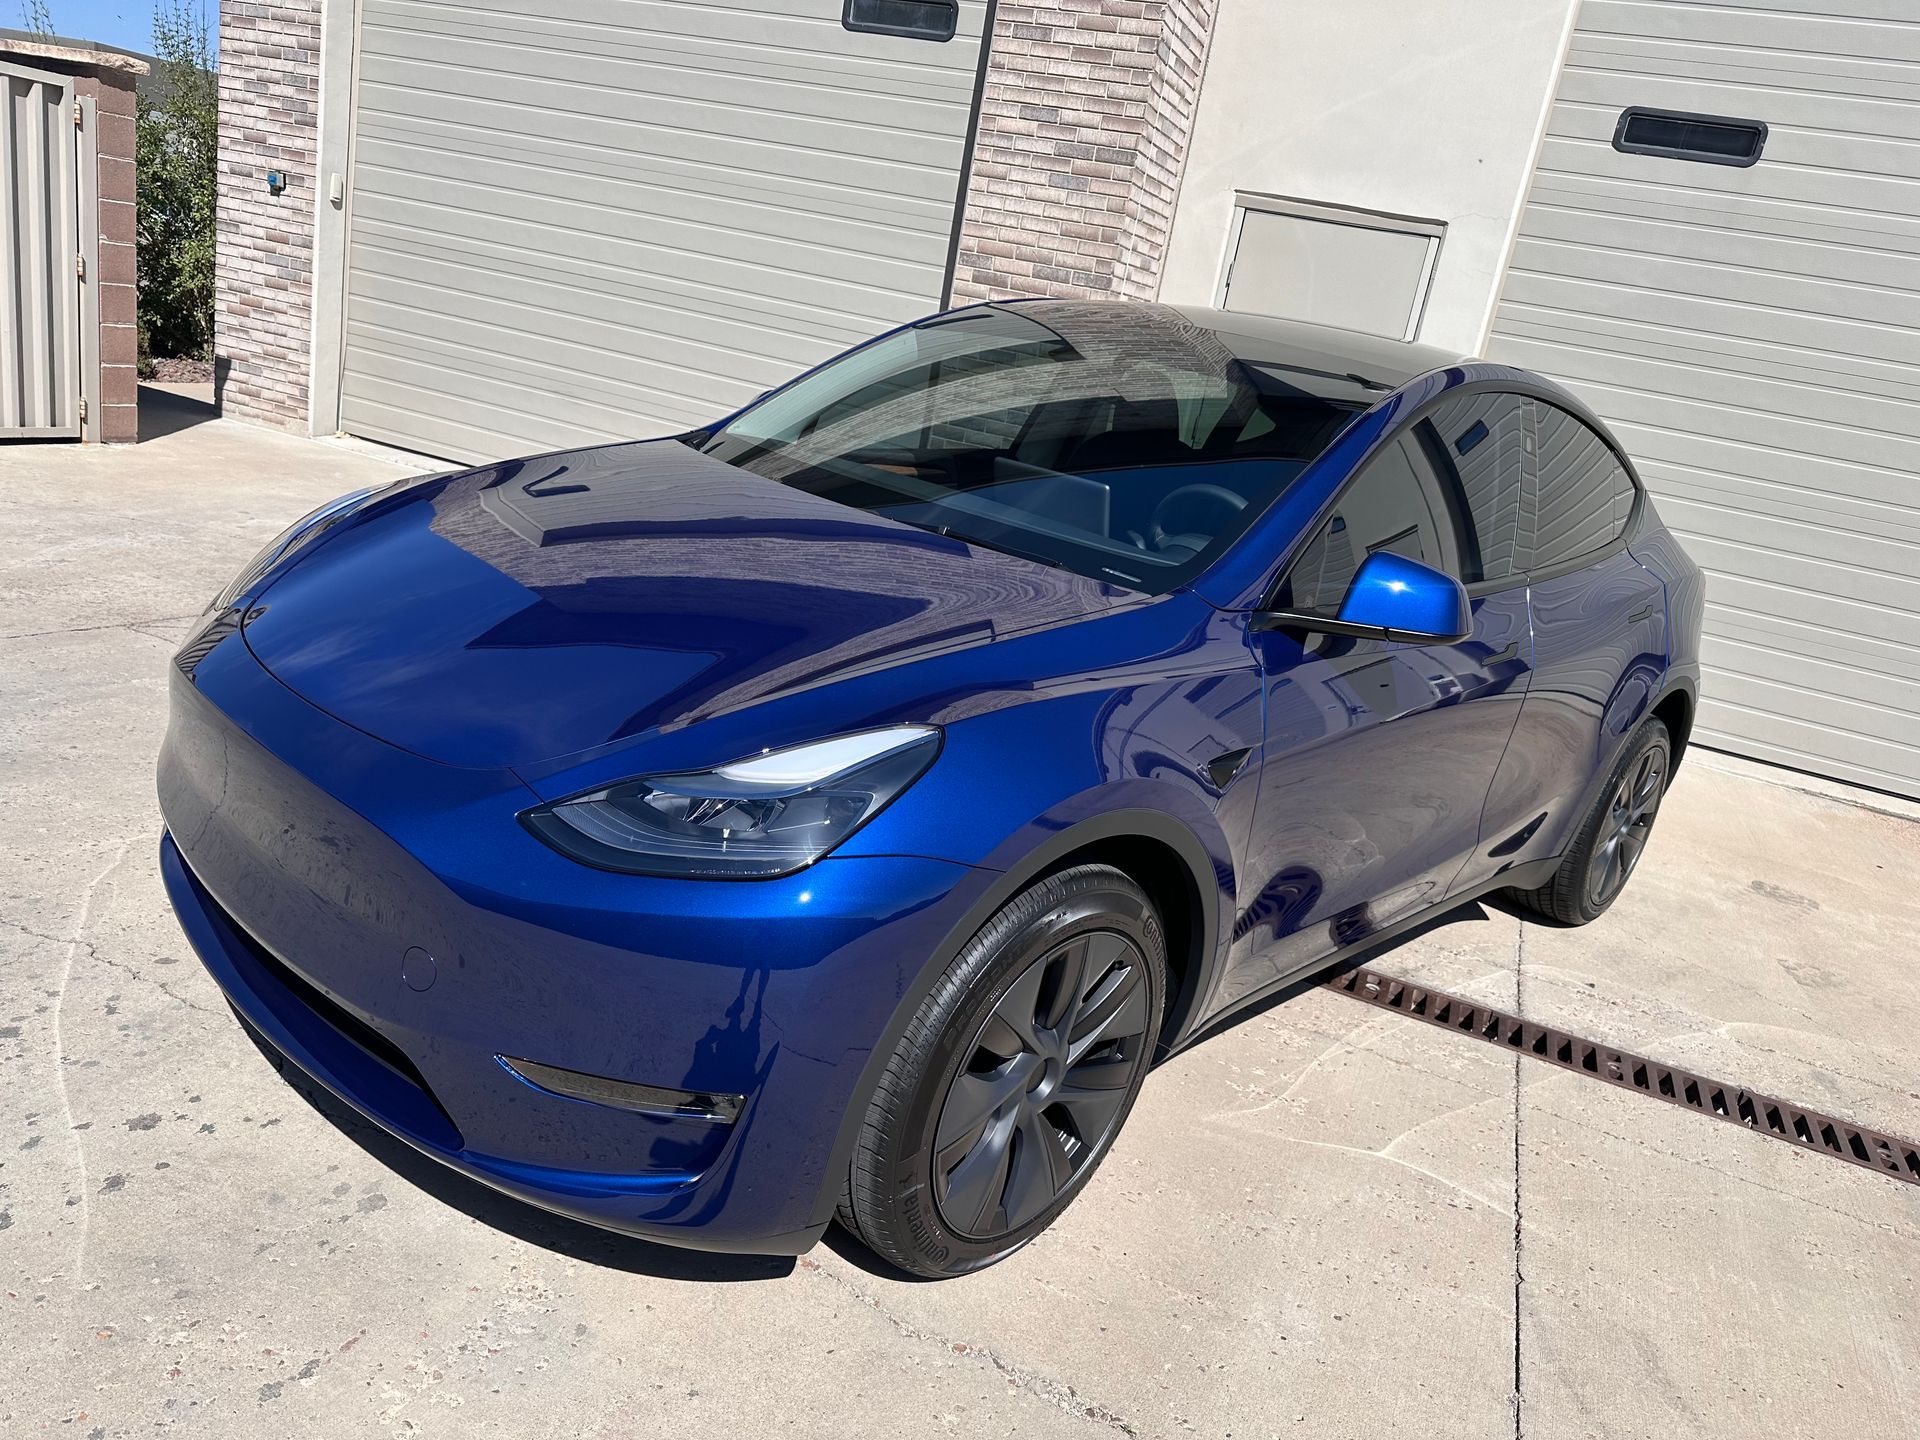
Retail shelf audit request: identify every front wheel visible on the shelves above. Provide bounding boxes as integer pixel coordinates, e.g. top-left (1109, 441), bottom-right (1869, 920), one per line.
top-left (839, 864), bottom-right (1166, 1278)
top-left (1510, 717), bottom-right (1671, 926)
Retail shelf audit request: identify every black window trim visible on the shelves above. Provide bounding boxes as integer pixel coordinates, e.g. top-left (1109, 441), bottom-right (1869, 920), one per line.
top-left (1261, 378), bottom-right (1645, 617)
top-left (1612, 105), bottom-right (1768, 169)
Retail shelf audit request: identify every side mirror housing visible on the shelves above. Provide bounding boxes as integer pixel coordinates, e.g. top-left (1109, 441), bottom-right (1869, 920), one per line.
top-left (1255, 551), bottom-right (1471, 645)
top-left (1335, 551), bottom-right (1472, 643)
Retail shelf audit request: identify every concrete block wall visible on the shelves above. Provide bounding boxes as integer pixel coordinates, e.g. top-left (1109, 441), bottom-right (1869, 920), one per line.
top-left (214, 0), bottom-right (322, 430)
top-left (1, 43), bottom-right (142, 442)
top-left (88, 68), bottom-right (140, 443)
top-left (950, 0), bottom-right (1219, 305)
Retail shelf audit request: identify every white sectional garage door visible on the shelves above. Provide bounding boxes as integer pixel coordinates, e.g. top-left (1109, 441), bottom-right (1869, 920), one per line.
top-left (1487, 0), bottom-right (1920, 798)
top-left (339, 0), bottom-right (988, 463)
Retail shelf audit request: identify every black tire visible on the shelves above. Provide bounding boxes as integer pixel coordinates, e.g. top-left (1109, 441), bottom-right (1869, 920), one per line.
top-left (1510, 718), bottom-right (1671, 926)
top-left (840, 864), bottom-right (1166, 1278)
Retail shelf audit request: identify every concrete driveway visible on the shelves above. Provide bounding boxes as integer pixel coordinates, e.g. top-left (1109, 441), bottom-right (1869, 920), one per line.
top-left (3, 400), bottom-right (1916, 1439)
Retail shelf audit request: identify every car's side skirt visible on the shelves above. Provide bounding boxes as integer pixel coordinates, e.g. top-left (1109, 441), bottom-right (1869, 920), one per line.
top-left (1167, 855), bottom-right (1563, 1058)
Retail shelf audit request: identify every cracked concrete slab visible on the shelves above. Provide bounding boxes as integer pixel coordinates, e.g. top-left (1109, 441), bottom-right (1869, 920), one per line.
top-left (2, 413), bottom-right (1915, 1438)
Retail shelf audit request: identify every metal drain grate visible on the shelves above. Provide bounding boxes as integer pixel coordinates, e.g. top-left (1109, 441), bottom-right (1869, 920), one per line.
top-left (1323, 966), bottom-right (1920, 1188)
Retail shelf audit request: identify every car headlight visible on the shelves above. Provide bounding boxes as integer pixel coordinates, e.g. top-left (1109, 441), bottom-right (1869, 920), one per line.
top-left (211, 485), bottom-right (384, 613)
top-left (521, 726), bottom-right (941, 879)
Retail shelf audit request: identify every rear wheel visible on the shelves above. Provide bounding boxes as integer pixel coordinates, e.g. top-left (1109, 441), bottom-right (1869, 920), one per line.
top-left (839, 865), bottom-right (1165, 1278)
top-left (1510, 717), bottom-right (1671, 926)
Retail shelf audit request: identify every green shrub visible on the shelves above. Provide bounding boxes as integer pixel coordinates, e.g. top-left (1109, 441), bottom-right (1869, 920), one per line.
top-left (137, 0), bottom-right (217, 364)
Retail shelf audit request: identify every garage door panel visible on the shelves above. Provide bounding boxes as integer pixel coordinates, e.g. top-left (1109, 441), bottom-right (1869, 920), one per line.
top-left (1695, 674), bottom-right (1920, 795)
top-left (346, 230), bottom-right (830, 375)
top-left (1658, 494), bottom-right (1919, 582)
top-left (1637, 459), bottom-right (1920, 549)
top-left (1710, 602), bottom-right (1920, 691)
top-left (1499, 269), bottom-right (1918, 371)
top-left (1532, 136), bottom-right (1920, 230)
top-left (352, 153), bottom-right (946, 299)
top-left (1525, 172), bottom-right (1920, 255)
top-left (341, 328), bottom-right (710, 446)
top-left (1569, 34), bottom-right (1920, 108)
top-left (358, 112), bottom-right (956, 233)
top-left (350, 217), bottom-right (878, 359)
top-left (1579, 0), bottom-right (1920, 64)
top-left (1503, 361), bottom-right (1920, 480)
top-left (1491, 0), bottom-right (1920, 796)
top-left (346, 272), bottom-right (795, 411)
top-left (1556, 66), bottom-right (1920, 145)
top-left (354, 71), bottom-right (965, 196)
top-left (349, 129), bottom-right (952, 270)
top-left (341, 0), bottom-right (987, 462)
top-left (357, 88), bottom-right (962, 208)
top-left (362, 19), bottom-right (972, 134)
top-left (367, 0), bottom-right (985, 70)
top-left (1489, 328), bottom-right (1920, 447)
top-left (1495, 304), bottom-right (1920, 410)
top-left (1518, 196), bottom-right (1920, 293)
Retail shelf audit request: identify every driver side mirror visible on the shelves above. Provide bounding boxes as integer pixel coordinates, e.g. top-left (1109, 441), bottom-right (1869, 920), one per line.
top-left (1255, 551), bottom-right (1471, 645)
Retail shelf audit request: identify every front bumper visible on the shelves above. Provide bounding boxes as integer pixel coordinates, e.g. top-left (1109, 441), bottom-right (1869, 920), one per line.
top-left (158, 615), bottom-right (985, 1253)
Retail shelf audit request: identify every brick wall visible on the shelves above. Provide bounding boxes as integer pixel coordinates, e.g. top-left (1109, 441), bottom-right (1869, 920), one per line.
top-left (951, 0), bottom-right (1220, 306)
top-left (214, 0), bottom-right (321, 429)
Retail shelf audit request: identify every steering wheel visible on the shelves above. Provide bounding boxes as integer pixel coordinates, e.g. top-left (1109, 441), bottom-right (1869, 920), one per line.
top-left (1148, 484), bottom-right (1247, 558)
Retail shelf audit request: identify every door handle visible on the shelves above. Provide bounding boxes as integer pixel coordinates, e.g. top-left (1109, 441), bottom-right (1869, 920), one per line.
top-left (1486, 641), bottom-right (1519, 665)
top-left (1628, 603), bottom-right (1656, 624)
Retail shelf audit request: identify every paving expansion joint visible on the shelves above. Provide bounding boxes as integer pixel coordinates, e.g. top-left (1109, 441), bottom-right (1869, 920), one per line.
top-left (1322, 965), bottom-right (1920, 1189)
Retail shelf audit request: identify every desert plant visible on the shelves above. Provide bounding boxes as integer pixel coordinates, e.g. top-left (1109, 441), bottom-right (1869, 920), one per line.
top-left (136, 0), bottom-right (217, 365)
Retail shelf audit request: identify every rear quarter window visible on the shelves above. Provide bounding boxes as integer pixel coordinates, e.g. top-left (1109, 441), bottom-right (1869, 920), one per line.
top-left (1529, 400), bottom-right (1636, 572)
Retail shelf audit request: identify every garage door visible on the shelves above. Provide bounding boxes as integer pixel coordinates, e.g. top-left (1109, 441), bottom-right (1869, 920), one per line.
top-left (339, 0), bottom-right (988, 463)
top-left (1487, 0), bottom-right (1920, 799)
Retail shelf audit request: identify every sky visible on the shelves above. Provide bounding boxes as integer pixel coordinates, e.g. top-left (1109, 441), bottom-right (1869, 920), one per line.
top-left (10, 0), bottom-right (213, 57)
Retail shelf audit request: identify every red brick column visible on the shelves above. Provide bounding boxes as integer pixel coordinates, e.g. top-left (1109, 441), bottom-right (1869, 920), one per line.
top-left (92, 69), bottom-right (140, 443)
top-left (951, 0), bottom-right (1220, 306)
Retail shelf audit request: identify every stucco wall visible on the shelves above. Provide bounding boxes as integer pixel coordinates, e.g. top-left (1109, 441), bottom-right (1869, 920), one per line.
top-left (1157, 0), bottom-right (1578, 355)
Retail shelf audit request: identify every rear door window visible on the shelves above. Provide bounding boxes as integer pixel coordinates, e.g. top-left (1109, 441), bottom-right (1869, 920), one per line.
top-left (1279, 433), bottom-right (1473, 618)
top-left (1529, 400), bottom-right (1636, 572)
top-left (1411, 391), bottom-right (1529, 586)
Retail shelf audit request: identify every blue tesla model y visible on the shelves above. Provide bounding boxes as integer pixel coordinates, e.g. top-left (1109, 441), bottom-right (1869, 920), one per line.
top-left (160, 301), bottom-right (1703, 1276)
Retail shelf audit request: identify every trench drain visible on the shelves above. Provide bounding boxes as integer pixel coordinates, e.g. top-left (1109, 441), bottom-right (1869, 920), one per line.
top-left (1322, 966), bottom-right (1920, 1189)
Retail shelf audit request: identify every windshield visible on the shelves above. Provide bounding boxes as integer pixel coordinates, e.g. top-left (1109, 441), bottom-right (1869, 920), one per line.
top-left (694, 303), bottom-right (1366, 593)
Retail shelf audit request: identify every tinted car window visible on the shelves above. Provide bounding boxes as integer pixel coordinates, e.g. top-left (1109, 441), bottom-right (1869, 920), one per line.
top-left (1414, 391), bottom-right (1528, 584)
top-left (1280, 433), bottom-right (1473, 617)
top-left (697, 304), bottom-right (1365, 593)
top-left (1530, 400), bottom-right (1635, 571)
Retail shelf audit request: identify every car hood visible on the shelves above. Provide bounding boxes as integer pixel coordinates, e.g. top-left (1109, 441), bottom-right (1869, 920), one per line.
top-left (240, 439), bottom-right (1135, 770)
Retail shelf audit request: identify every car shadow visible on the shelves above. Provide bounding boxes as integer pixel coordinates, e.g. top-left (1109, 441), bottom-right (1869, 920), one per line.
top-left (235, 1018), bottom-right (795, 1283)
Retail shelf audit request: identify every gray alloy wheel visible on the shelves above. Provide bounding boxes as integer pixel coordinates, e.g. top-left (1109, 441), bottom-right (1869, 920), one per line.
top-left (839, 864), bottom-right (1165, 1278)
top-left (1510, 717), bottom-right (1672, 927)
top-left (933, 928), bottom-right (1152, 1239)
top-left (1585, 741), bottom-right (1667, 910)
